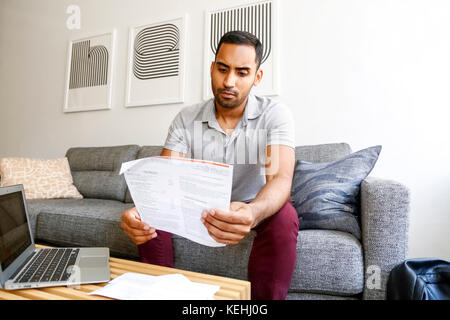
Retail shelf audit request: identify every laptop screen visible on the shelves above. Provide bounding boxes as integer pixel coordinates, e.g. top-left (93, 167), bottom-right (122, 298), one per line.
top-left (0, 191), bottom-right (32, 271)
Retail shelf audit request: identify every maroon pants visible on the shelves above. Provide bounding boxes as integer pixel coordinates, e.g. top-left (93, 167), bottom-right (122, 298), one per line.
top-left (138, 200), bottom-right (299, 300)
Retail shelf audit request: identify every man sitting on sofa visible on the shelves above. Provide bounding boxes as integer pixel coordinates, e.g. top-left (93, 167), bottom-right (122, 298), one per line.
top-left (121, 31), bottom-right (299, 300)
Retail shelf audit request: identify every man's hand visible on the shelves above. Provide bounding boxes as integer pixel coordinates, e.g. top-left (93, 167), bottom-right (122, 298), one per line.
top-left (121, 207), bottom-right (157, 245)
top-left (201, 202), bottom-right (255, 245)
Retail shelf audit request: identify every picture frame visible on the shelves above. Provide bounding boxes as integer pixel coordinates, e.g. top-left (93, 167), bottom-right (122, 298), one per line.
top-left (125, 15), bottom-right (187, 108)
top-left (203, 0), bottom-right (278, 100)
top-left (63, 29), bottom-right (116, 113)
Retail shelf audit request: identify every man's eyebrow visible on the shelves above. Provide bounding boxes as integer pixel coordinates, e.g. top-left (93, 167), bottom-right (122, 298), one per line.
top-left (216, 61), bottom-right (252, 71)
top-left (216, 62), bottom-right (229, 68)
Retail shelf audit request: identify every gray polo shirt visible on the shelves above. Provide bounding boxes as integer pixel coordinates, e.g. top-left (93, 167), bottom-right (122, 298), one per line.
top-left (164, 94), bottom-right (295, 202)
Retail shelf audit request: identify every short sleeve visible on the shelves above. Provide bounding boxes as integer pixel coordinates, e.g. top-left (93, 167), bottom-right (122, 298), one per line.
top-left (163, 111), bottom-right (189, 154)
top-left (266, 103), bottom-right (296, 149)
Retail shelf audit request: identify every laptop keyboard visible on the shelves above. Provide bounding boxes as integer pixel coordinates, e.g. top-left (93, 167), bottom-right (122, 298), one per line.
top-left (13, 248), bottom-right (80, 284)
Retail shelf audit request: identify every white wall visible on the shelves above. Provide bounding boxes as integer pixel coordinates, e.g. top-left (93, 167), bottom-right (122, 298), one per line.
top-left (1, 0), bottom-right (449, 259)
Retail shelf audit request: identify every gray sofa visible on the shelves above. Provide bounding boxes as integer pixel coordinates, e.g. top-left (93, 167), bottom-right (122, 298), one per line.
top-left (26, 143), bottom-right (410, 300)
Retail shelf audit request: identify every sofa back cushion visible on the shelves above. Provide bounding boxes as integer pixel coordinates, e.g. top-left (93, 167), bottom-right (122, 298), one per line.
top-left (66, 145), bottom-right (140, 202)
top-left (136, 146), bottom-right (164, 159)
top-left (123, 144), bottom-right (350, 203)
top-left (124, 146), bottom-right (164, 203)
top-left (295, 143), bottom-right (352, 163)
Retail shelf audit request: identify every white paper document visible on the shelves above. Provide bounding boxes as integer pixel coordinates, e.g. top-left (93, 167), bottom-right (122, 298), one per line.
top-left (88, 272), bottom-right (220, 300)
top-left (120, 157), bottom-right (233, 247)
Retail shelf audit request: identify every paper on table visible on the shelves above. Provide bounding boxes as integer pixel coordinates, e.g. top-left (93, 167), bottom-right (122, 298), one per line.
top-left (88, 272), bottom-right (220, 300)
top-left (120, 157), bottom-right (233, 247)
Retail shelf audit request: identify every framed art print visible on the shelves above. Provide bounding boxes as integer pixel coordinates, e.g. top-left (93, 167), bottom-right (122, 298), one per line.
top-left (203, 0), bottom-right (278, 100)
top-left (125, 16), bottom-right (187, 107)
top-left (63, 30), bottom-right (116, 113)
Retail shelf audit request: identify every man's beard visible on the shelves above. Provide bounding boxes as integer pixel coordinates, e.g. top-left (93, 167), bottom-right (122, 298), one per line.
top-left (212, 86), bottom-right (248, 109)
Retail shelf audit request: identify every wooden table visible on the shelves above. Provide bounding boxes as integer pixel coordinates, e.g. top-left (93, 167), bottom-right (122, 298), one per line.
top-left (0, 245), bottom-right (251, 300)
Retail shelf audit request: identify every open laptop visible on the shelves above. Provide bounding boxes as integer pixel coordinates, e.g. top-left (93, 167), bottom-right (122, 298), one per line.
top-left (0, 184), bottom-right (110, 290)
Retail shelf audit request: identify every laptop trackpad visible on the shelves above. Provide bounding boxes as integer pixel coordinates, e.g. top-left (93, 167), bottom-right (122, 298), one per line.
top-left (79, 257), bottom-right (108, 268)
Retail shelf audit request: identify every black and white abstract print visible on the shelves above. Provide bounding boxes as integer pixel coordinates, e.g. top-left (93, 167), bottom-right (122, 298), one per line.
top-left (209, 1), bottom-right (272, 65)
top-left (69, 40), bottom-right (109, 89)
top-left (133, 23), bottom-right (180, 80)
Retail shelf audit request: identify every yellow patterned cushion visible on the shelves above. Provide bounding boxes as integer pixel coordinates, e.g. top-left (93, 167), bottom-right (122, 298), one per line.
top-left (0, 157), bottom-right (83, 200)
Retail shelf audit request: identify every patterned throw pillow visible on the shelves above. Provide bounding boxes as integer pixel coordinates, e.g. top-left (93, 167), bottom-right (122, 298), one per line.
top-left (290, 145), bottom-right (382, 239)
top-left (0, 157), bottom-right (83, 200)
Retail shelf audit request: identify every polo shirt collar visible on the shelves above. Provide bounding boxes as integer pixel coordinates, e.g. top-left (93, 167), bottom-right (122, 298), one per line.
top-left (201, 99), bottom-right (216, 123)
top-left (245, 94), bottom-right (263, 121)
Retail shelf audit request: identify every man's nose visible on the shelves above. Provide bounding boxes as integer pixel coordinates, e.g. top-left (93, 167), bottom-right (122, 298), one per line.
top-left (223, 72), bottom-right (236, 88)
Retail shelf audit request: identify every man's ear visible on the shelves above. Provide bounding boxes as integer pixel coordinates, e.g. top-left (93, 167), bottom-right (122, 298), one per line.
top-left (253, 69), bottom-right (263, 87)
top-left (210, 61), bottom-right (215, 75)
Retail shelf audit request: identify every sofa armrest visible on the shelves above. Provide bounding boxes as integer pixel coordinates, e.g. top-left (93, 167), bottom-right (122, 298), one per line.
top-left (360, 177), bottom-right (410, 300)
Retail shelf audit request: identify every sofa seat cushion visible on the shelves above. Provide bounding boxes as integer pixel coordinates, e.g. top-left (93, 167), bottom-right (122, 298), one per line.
top-left (27, 199), bottom-right (137, 258)
top-left (291, 230), bottom-right (364, 296)
top-left (172, 231), bottom-right (257, 281)
top-left (172, 228), bottom-right (363, 297)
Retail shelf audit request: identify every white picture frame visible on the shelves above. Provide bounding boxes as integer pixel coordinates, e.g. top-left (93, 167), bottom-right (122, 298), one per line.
top-left (63, 29), bottom-right (116, 113)
top-left (203, 0), bottom-right (278, 100)
top-left (125, 15), bottom-right (187, 108)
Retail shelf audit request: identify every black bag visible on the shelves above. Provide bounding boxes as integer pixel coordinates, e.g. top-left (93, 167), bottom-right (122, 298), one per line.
top-left (387, 258), bottom-right (450, 300)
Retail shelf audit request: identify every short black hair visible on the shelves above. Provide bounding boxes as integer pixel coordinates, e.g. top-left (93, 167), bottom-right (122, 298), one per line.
top-left (215, 31), bottom-right (263, 69)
